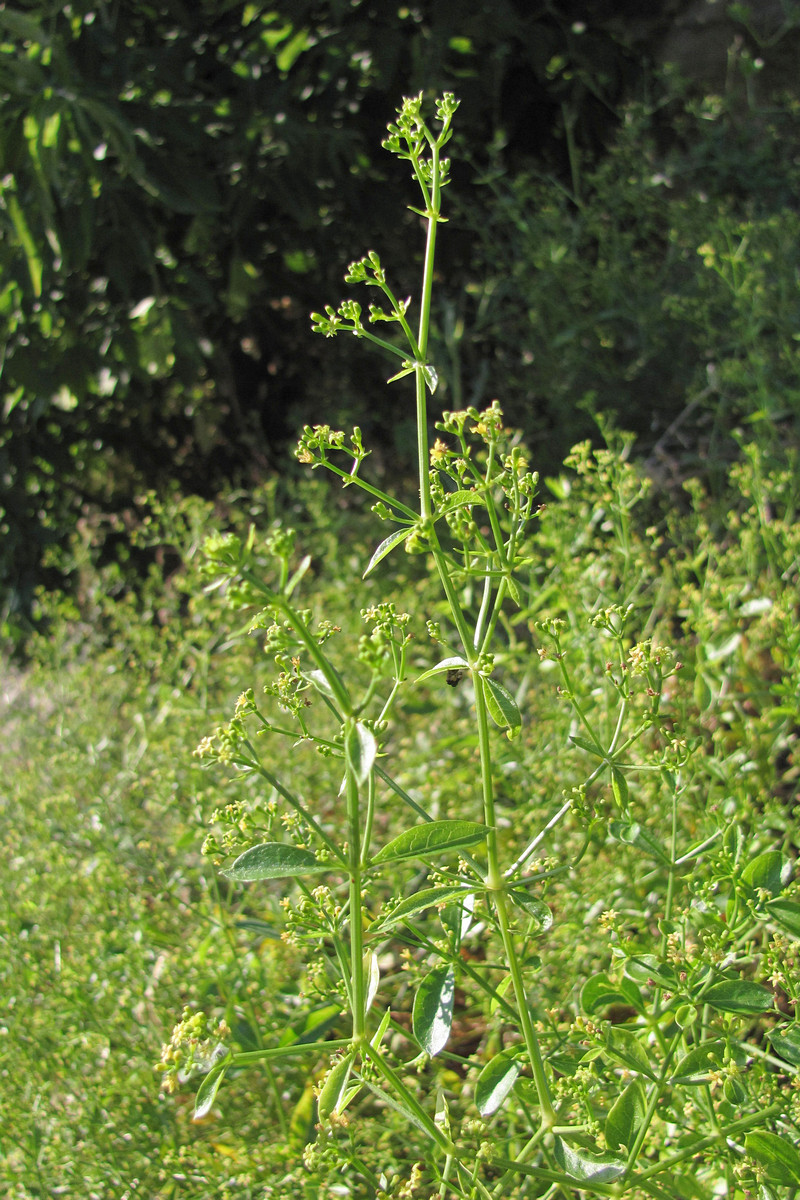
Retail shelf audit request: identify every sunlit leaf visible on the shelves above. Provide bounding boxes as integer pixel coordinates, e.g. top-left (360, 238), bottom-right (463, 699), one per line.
top-left (372, 820), bottom-right (487, 865)
top-left (482, 676), bottom-right (521, 739)
top-left (222, 842), bottom-right (327, 881)
top-left (413, 965), bottom-right (454, 1056)
top-left (475, 1050), bottom-right (521, 1116)
top-left (703, 979), bottom-right (774, 1014)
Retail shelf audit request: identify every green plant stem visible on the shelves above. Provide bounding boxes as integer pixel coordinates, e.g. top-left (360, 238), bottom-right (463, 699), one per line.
top-left (360, 1040), bottom-right (455, 1155)
top-left (233, 1038), bottom-right (353, 1067)
top-left (474, 674), bottom-right (556, 1128)
top-left (346, 766), bottom-right (366, 1039)
top-left (634, 1103), bottom-right (783, 1182)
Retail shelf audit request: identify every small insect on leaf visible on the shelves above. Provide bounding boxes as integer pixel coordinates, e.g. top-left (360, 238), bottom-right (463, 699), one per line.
top-left (446, 668), bottom-right (465, 687)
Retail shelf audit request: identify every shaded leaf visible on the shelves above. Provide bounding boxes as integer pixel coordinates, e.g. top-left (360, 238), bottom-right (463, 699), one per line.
top-left (475, 1050), bottom-right (521, 1116)
top-left (581, 972), bottom-right (644, 1016)
top-left (604, 1026), bottom-right (656, 1079)
top-left (317, 1052), bottom-right (355, 1122)
top-left (670, 1040), bottom-right (726, 1085)
top-left (768, 1024), bottom-right (800, 1066)
top-left (553, 1137), bottom-right (626, 1184)
top-left (767, 898), bottom-right (800, 938)
top-left (414, 656), bottom-right (469, 684)
top-left (413, 965), bottom-right (454, 1057)
top-left (193, 1060), bottom-right (228, 1121)
top-left (483, 676), bottom-right (522, 739)
top-left (605, 1077), bottom-right (646, 1152)
top-left (609, 820), bottom-right (671, 865)
top-left (610, 766), bottom-right (629, 810)
top-left (372, 820), bottom-right (487, 865)
top-left (625, 955), bottom-right (679, 989)
top-left (222, 842), bottom-right (327, 882)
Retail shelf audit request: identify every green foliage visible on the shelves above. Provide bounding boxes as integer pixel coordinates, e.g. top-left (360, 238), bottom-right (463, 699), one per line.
top-left (166, 95), bottom-right (800, 1198)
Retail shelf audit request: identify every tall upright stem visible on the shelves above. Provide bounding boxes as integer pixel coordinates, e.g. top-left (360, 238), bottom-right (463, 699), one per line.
top-left (475, 676), bottom-right (556, 1128)
top-left (346, 767), bottom-right (366, 1040)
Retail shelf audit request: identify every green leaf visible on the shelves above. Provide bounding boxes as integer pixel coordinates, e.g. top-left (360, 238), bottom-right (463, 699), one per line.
top-left (741, 851), bottom-right (792, 898)
top-left (193, 1060), bottom-right (228, 1121)
top-left (344, 720), bottom-right (377, 786)
top-left (372, 820), bottom-right (487, 865)
top-left (553, 1138), bottom-right (626, 1184)
top-left (768, 1024), bottom-right (800, 1066)
top-left (371, 1008), bottom-right (392, 1052)
top-left (421, 362), bottom-right (438, 394)
top-left (604, 1026), bottom-right (656, 1079)
top-left (6, 192), bottom-right (43, 297)
top-left (414, 656), bottom-right (469, 684)
top-left (744, 1131), bottom-right (800, 1186)
top-left (670, 1040), bottom-right (726, 1085)
top-left (222, 842), bottom-right (327, 881)
top-left (767, 898), bottom-right (800, 938)
top-left (569, 734), bottom-right (604, 757)
top-left (363, 526), bottom-right (412, 578)
top-left (482, 676), bottom-right (521, 739)
top-left (508, 891), bottom-right (553, 931)
top-left (306, 668), bottom-right (338, 701)
top-left (703, 979), bottom-right (774, 1014)
top-left (608, 820), bottom-right (672, 865)
top-left (437, 490), bottom-right (483, 516)
top-left (581, 972), bottom-right (644, 1016)
top-left (363, 950), bottom-right (380, 1014)
top-left (371, 885), bottom-right (476, 933)
top-left (610, 766), bottom-right (629, 810)
top-left (625, 955), bottom-right (679, 989)
top-left (605, 1077), bottom-right (646, 1152)
top-left (475, 1050), bottom-right (521, 1116)
top-left (413, 965), bottom-right (454, 1057)
top-left (317, 1052), bottom-right (355, 1122)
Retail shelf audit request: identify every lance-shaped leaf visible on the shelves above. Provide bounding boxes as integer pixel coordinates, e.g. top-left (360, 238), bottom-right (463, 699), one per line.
top-left (414, 656), bottom-right (469, 685)
top-left (317, 1052), bottom-right (356, 1122)
top-left (482, 676), bottom-right (521, 739)
top-left (475, 1050), bottom-right (521, 1116)
top-left (363, 526), bottom-right (413, 579)
top-left (372, 820), bottom-right (487, 866)
top-left (363, 950), bottom-right (380, 1014)
top-left (371, 885), bottom-right (476, 933)
top-left (222, 842), bottom-right (328, 882)
top-left (413, 965), bottom-right (454, 1057)
top-left (344, 720), bottom-right (377, 786)
top-left (193, 1060), bottom-right (228, 1121)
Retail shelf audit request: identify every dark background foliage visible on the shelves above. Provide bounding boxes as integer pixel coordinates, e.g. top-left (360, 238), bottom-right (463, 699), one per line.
top-left (2, 0), bottom-right (799, 638)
